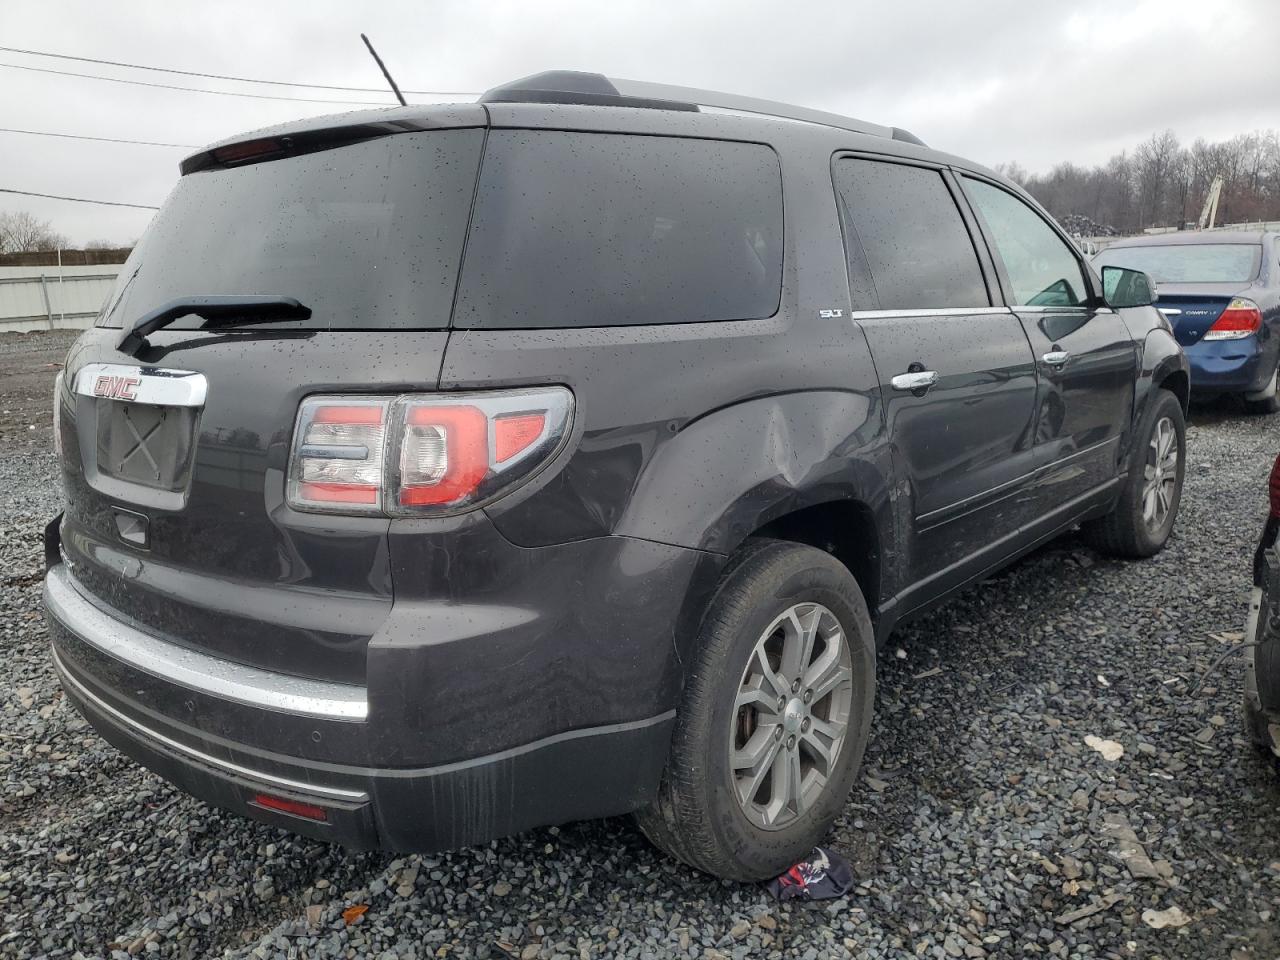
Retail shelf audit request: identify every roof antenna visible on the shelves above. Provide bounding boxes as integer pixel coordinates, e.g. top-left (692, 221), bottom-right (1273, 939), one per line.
top-left (360, 33), bottom-right (407, 106)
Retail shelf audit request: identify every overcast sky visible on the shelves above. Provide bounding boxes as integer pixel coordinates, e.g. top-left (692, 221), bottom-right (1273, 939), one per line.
top-left (3, 0), bottom-right (1279, 245)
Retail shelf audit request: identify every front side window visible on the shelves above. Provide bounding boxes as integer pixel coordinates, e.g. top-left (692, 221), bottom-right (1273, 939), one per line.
top-left (834, 158), bottom-right (988, 311)
top-left (963, 178), bottom-right (1089, 308)
top-left (453, 131), bottom-right (783, 329)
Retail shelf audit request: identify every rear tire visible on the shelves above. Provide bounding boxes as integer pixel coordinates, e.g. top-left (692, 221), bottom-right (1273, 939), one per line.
top-left (635, 539), bottom-right (875, 881)
top-left (1082, 389), bottom-right (1185, 558)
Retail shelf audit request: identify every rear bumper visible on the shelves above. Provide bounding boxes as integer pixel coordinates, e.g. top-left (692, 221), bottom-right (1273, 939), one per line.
top-left (1186, 336), bottom-right (1274, 394)
top-left (52, 640), bottom-right (672, 849)
top-left (43, 518), bottom-right (716, 849)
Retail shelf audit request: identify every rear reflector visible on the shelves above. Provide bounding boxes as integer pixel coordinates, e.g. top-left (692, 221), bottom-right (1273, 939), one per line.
top-left (1203, 298), bottom-right (1263, 340)
top-left (287, 387), bottom-right (574, 517)
top-left (252, 793), bottom-right (328, 822)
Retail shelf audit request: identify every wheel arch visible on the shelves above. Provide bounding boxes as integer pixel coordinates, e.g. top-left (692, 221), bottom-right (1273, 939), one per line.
top-left (749, 499), bottom-right (882, 622)
top-left (1136, 329), bottom-right (1191, 433)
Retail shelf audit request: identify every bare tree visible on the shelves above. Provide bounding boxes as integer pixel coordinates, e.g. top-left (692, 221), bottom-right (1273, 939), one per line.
top-left (0, 210), bottom-right (68, 253)
top-left (1134, 130), bottom-right (1181, 227)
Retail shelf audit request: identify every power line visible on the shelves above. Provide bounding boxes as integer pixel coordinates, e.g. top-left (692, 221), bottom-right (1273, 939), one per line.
top-left (0, 45), bottom-right (478, 97)
top-left (0, 127), bottom-right (196, 149)
top-left (0, 188), bottom-right (159, 210)
top-left (0, 61), bottom-right (394, 106)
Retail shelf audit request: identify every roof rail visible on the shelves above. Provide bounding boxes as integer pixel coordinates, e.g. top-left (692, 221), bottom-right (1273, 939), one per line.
top-left (479, 71), bottom-right (926, 147)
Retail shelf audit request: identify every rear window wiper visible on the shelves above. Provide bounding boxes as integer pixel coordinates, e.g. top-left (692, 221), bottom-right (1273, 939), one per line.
top-left (118, 296), bottom-right (311, 357)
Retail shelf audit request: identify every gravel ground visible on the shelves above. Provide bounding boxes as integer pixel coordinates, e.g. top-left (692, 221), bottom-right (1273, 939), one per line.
top-left (2, 329), bottom-right (1279, 959)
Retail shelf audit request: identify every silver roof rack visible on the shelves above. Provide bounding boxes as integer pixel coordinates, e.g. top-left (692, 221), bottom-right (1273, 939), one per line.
top-left (479, 71), bottom-right (926, 147)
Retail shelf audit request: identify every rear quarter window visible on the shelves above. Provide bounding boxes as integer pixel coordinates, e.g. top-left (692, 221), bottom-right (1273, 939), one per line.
top-left (452, 131), bottom-right (783, 329)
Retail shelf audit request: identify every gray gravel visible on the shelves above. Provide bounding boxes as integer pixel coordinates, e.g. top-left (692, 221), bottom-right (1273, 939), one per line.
top-left (2, 330), bottom-right (1279, 959)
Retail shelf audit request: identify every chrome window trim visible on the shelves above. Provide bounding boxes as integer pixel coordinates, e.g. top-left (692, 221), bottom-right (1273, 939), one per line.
top-left (52, 649), bottom-right (369, 803)
top-left (44, 565), bottom-right (369, 721)
top-left (73, 363), bottom-right (208, 408)
top-left (848, 306), bottom-right (1014, 320)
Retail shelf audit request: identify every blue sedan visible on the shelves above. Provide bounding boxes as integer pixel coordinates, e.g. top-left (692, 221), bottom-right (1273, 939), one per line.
top-left (1094, 231), bottom-right (1280, 414)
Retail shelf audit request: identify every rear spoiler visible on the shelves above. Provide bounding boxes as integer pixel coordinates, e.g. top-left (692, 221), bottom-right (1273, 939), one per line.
top-left (180, 111), bottom-right (486, 175)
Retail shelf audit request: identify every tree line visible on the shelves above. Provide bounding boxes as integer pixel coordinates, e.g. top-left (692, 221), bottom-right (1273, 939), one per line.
top-left (999, 129), bottom-right (1280, 236)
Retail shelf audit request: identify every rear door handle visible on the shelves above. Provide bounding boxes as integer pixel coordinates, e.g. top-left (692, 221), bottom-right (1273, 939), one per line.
top-left (891, 370), bottom-right (939, 392)
top-left (1042, 350), bottom-right (1070, 367)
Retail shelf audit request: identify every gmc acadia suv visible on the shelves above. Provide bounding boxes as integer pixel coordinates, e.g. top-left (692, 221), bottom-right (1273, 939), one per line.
top-left (44, 72), bottom-right (1188, 880)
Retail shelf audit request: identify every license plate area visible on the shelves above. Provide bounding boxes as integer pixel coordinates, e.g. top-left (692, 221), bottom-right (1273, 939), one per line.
top-left (95, 400), bottom-right (198, 492)
top-left (72, 363), bottom-right (208, 510)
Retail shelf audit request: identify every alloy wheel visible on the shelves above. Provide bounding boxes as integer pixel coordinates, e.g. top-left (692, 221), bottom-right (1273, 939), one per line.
top-left (729, 602), bottom-right (853, 830)
top-left (1141, 416), bottom-right (1179, 531)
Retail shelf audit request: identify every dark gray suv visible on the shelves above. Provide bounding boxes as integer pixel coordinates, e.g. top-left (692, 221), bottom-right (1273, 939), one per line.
top-left (44, 72), bottom-right (1188, 880)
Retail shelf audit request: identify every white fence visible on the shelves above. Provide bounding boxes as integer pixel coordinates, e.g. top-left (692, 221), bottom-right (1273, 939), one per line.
top-left (0, 264), bottom-right (123, 333)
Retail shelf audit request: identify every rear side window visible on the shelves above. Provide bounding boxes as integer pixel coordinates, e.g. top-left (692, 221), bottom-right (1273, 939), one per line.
top-left (453, 131), bottom-right (783, 329)
top-left (833, 158), bottom-right (988, 311)
top-left (99, 129), bottom-right (484, 330)
top-left (963, 178), bottom-right (1089, 308)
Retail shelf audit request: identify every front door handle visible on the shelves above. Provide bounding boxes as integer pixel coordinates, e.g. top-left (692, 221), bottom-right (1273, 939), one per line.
top-left (1042, 350), bottom-right (1071, 368)
top-left (891, 370), bottom-right (939, 392)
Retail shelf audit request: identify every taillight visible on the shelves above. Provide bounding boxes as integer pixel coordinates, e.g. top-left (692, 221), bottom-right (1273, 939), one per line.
top-left (1203, 298), bottom-right (1263, 340)
top-left (287, 387), bottom-right (574, 516)
top-left (288, 398), bottom-right (390, 513)
top-left (1270, 454), bottom-right (1280, 519)
top-left (52, 370), bottom-right (64, 457)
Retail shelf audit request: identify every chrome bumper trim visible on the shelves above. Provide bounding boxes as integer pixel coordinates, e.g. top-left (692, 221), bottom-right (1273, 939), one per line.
top-left (52, 648), bottom-right (369, 803)
top-left (43, 565), bottom-right (368, 721)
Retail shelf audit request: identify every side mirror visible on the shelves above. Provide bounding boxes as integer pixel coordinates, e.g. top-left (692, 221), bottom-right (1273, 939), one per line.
top-left (1101, 265), bottom-right (1157, 308)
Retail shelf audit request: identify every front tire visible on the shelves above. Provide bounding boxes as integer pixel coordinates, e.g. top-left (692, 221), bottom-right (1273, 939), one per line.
top-left (1082, 389), bottom-right (1185, 558)
top-left (635, 539), bottom-right (875, 881)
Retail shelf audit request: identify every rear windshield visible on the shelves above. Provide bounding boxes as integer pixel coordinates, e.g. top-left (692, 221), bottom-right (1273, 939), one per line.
top-left (453, 131), bottom-right (783, 329)
top-left (98, 129), bottom-right (483, 330)
top-left (1092, 243), bottom-right (1261, 283)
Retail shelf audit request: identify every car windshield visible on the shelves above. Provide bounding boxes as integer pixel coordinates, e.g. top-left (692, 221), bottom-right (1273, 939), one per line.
top-left (1092, 243), bottom-right (1261, 283)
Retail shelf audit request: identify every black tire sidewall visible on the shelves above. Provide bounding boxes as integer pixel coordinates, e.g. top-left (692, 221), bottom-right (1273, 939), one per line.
top-left (683, 545), bottom-right (875, 879)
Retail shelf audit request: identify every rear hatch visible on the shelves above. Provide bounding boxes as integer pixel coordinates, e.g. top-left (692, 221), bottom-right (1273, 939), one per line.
top-left (56, 110), bottom-right (486, 685)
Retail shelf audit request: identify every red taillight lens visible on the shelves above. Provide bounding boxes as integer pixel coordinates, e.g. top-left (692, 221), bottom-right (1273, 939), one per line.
top-left (1203, 298), bottom-right (1263, 341)
top-left (399, 404), bottom-right (488, 506)
top-left (286, 387), bottom-right (574, 517)
top-left (1270, 454), bottom-right (1280, 519)
top-left (495, 413), bottom-right (547, 463)
top-left (252, 793), bottom-right (328, 822)
top-left (288, 398), bottom-right (390, 513)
